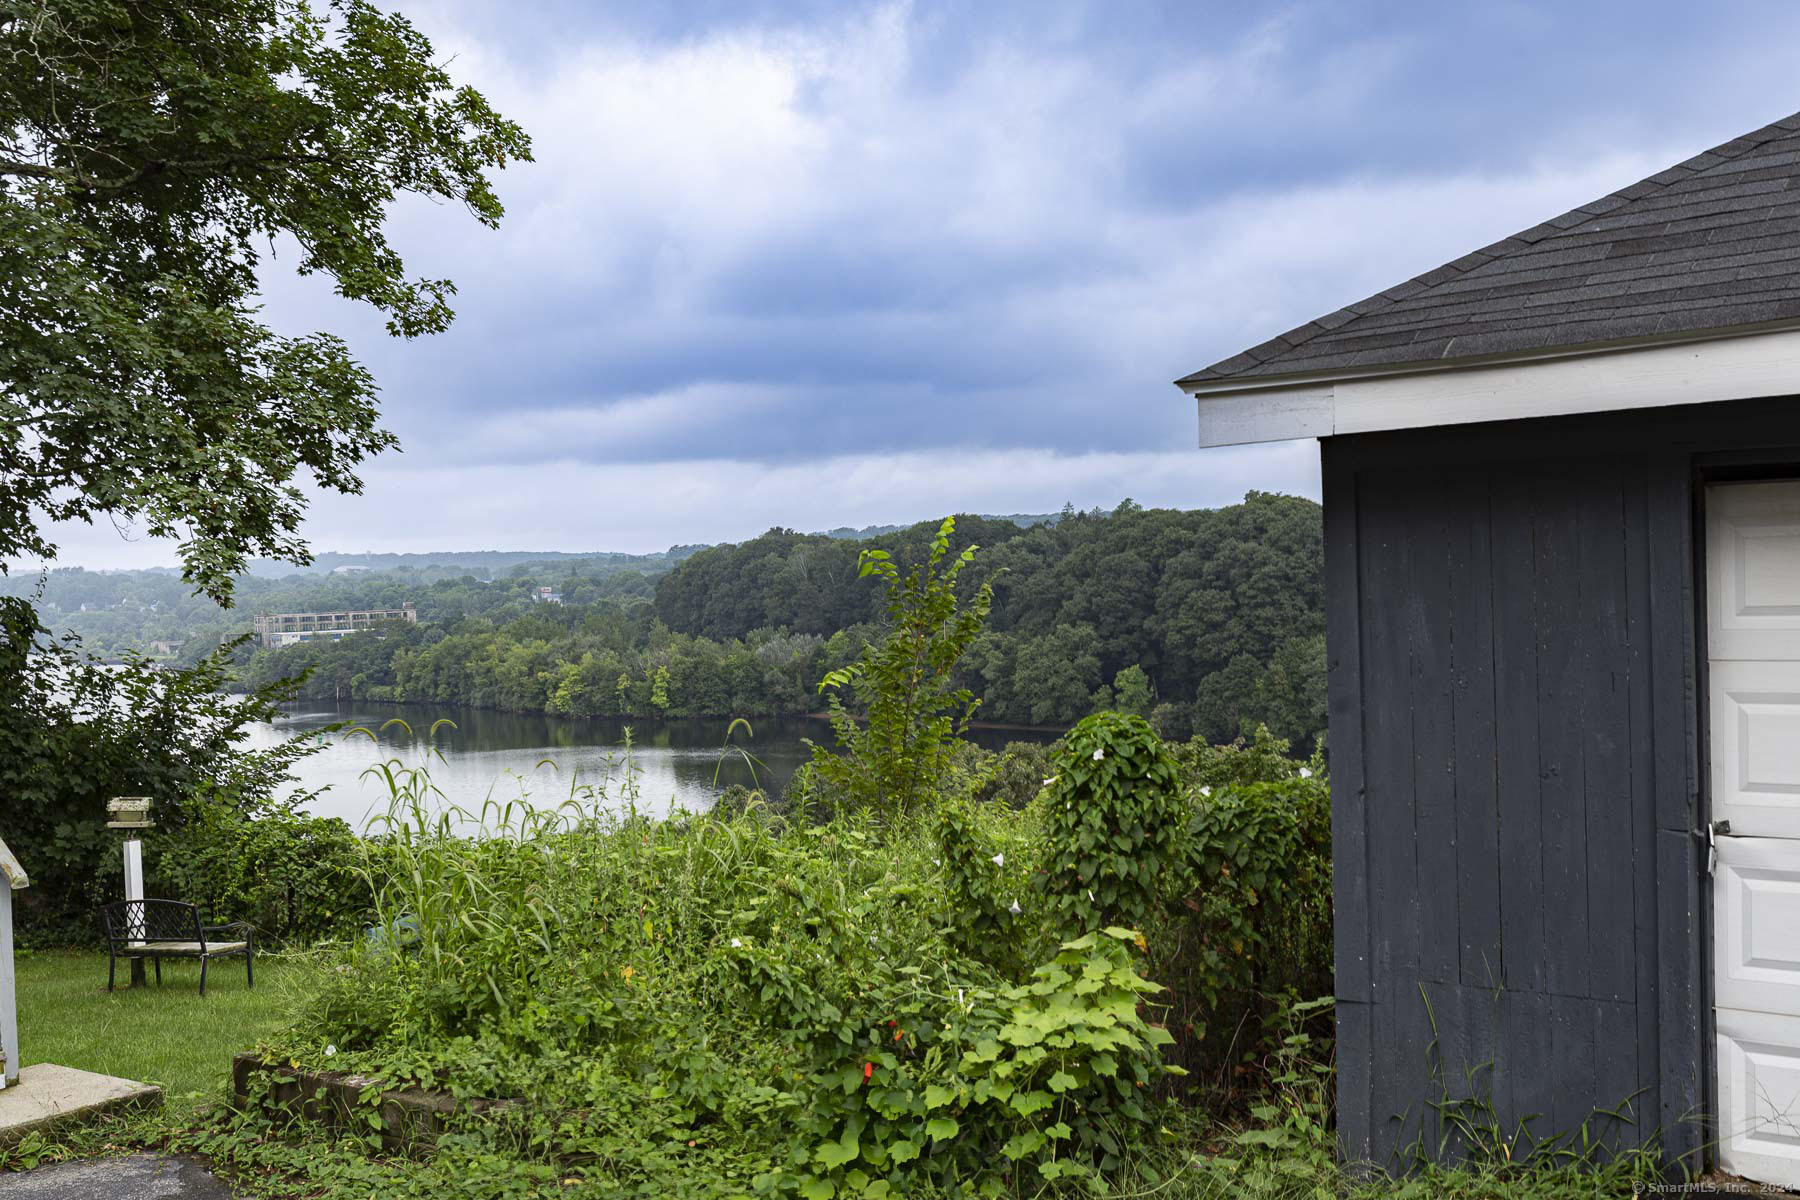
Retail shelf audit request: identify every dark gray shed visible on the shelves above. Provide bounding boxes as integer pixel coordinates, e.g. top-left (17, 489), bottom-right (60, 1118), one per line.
top-left (1177, 111), bottom-right (1800, 1186)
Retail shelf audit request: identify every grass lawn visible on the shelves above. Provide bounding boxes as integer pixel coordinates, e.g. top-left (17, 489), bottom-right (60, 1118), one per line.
top-left (13, 950), bottom-right (318, 1111)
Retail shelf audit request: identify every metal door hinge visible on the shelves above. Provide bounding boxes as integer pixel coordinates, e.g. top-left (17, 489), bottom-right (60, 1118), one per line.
top-left (1706, 819), bottom-right (1732, 877)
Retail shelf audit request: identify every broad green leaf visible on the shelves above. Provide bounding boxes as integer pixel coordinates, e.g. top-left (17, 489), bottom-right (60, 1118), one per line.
top-left (924, 1117), bottom-right (959, 1142)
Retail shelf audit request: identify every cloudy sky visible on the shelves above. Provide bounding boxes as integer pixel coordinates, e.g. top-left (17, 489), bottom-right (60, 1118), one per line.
top-left (42, 0), bottom-right (1800, 566)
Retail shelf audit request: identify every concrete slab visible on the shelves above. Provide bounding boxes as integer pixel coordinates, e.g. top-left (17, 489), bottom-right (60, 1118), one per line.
top-left (0, 1154), bottom-right (229, 1199)
top-left (0, 1066), bottom-right (161, 1147)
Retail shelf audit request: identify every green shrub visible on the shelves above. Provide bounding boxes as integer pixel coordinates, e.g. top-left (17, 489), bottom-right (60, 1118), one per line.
top-left (777, 928), bottom-right (1180, 1198)
top-left (1037, 712), bottom-right (1186, 937)
top-left (935, 792), bottom-right (1040, 975)
top-left (958, 739), bottom-right (1054, 810)
top-left (1156, 766), bottom-right (1331, 1098)
top-left (150, 791), bottom-right (372, 946)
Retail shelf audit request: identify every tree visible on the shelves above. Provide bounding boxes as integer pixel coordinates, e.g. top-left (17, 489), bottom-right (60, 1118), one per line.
top-left (1103, 664), bottom-right (1155, 718)
top-left (807, 517), bottom-right (994, 819)
top-left (1192, 654), bottom-right (1265, 746)
top-left (0, 0), bottom-right (529, 602)
top-left (1009, 624), bottom-right (1102, 726)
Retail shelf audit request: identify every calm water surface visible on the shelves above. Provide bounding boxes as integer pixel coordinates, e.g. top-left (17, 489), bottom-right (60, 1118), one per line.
top-left (244, 703), bottom-right (1057, 830)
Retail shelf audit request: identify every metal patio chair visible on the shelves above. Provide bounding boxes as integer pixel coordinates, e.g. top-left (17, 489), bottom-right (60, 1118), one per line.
top-left (98, 899), bottom-right (253, 995)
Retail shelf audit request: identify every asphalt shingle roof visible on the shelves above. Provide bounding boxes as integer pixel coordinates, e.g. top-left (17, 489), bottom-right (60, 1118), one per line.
top-left (1178, 111), bottom-right (1800, 387)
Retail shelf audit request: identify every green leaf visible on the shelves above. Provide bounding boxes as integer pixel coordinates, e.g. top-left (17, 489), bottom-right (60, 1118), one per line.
top-left (814, 1133), bottom-right (860, 1168)
top-left (924, 1117), bottom-right (960, 1142)
top-left (965, 1039), bottom-right (1002, 1063)
top-left (1233, 1128), bottom-right (1290, 1148)
top-left (1001, 1130), bottom-right (1046, 1160)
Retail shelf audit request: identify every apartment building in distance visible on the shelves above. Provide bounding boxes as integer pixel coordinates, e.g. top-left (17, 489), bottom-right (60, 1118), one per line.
top-left (254, 604), bottom-right (417, 648)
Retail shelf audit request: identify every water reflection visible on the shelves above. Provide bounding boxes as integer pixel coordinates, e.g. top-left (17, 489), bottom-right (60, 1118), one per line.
top-left (243, 703), bottom-right (1058, 831)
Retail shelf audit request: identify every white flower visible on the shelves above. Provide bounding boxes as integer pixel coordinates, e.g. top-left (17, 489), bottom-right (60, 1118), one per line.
top-left (1008, 900), bottom-right (1022, 915)
top-left (1092, 748), bottom-right (1105, 761)
top-left (1298, 767), bottom-right (1313, 779)
top-left (932, 858), bottom-right (941, 866)
top-left (957, 988), bottom-right (965, 1005)
top-left (729, 938), bottom-right (742, 949)
top-left (1087, 890), bottom-right (1095, 903)
top-left (990, 852), bottom-right (1004, 867)
top-left (1199, 785), bottom-right (1212, 797)
top-left (324, 1045), bottom-right (338, 1058)
top-left (1041, 776), bottom-right (1058, 787)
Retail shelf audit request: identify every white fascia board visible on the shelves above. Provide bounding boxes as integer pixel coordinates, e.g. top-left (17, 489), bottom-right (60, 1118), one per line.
top-left (1185, 326), bottom-right (1800, 447)
top-left (1193, 384), bottom-right (1334, 447)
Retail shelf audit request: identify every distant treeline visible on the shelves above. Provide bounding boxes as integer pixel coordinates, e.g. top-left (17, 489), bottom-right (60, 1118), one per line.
top-left (653, 494), bottom-right (1325, 746)
top-left (18, 494), bottom-right (1327, 748)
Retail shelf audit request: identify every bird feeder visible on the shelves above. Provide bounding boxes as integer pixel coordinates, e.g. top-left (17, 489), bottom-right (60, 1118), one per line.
top-left (0, 836), bottom-right (27, 1089)
top-left (106, 797), bottom-right (153, 830)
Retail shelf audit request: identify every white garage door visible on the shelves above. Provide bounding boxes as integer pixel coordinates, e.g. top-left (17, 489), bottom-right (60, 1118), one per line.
top-left (1710, 479), bottom-right (1800, 1188)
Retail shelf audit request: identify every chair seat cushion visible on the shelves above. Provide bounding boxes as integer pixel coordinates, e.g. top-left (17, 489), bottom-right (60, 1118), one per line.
top-left (125, 940), bottom-right (248, 955)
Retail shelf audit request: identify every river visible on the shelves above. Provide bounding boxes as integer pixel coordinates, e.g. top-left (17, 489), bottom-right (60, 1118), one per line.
top-left (242, 703), bottom-right (1061, 830)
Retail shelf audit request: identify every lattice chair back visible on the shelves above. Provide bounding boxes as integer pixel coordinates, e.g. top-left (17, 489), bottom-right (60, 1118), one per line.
top-left (100, 899), bottom-right (201, 947)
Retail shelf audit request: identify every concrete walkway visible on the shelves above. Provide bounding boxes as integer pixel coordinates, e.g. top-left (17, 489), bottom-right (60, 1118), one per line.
top-left (0, 1066), bottom-right (160, 1147)
top-left (0, 1155), bottom-right (229, 1199)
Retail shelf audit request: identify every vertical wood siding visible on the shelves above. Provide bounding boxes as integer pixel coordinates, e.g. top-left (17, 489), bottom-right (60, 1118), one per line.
top-left (1317, 397), bottom-right (1800, 1173)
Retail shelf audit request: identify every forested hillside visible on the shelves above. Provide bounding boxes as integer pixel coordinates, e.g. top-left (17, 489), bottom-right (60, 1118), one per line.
top-left (14, 494), bottom-right (1326, 748)
top-left (655, 494), bottom-right (1325, 744)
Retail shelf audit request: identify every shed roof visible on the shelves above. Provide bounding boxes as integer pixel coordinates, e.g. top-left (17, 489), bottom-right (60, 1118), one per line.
top-left (1179, 111), bottom-right (1800, 388)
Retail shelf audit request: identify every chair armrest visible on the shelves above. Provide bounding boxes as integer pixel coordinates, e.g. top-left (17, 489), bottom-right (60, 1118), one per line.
top-left (202, 922), bottom-right (251, 935)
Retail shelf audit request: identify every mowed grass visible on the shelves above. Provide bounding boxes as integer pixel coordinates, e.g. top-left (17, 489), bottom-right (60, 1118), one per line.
top-left (14, 950), bottom-right (318, 1110)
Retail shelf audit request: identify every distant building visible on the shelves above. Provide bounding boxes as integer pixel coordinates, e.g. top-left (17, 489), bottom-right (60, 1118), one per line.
top-left (147, 640), bottom-right (180, 657)
top-left (532, 586), bottom-right (563, 605)
top-left (330, 565), bottom-right (371, 575)
top-left (254, 604), bottom-right (416, 648)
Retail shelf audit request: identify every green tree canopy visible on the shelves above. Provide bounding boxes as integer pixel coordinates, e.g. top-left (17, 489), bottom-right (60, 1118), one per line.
top-left (0, 0), bottom-right (529, 602)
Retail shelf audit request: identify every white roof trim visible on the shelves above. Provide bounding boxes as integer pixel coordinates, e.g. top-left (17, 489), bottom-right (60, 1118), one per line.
top-left (1184, 323), bottom-right (1800, 448)
top-left (0, 839), bottom-right (24, 890)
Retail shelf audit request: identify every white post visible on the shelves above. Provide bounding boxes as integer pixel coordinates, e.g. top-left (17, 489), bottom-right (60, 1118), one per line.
top-left (0, 836), bottom-right (27, 1089)
top-left (123, 838), bottom-right (146, 987)
top-left (123, 839), bottom-right (143, 910)
top-left (0, 884), bottom-right (15, 1089)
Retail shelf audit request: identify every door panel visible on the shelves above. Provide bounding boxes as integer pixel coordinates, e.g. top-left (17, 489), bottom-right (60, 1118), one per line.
top-left (1710, 661), bottom-right (1800, 838)
top-left (1717, 1009), bottom-right (1800, 1184)
top-left (1710, 480), bottom-right (1800, 661)
top-left (1715, 836), bottom-right (1800, 1017)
